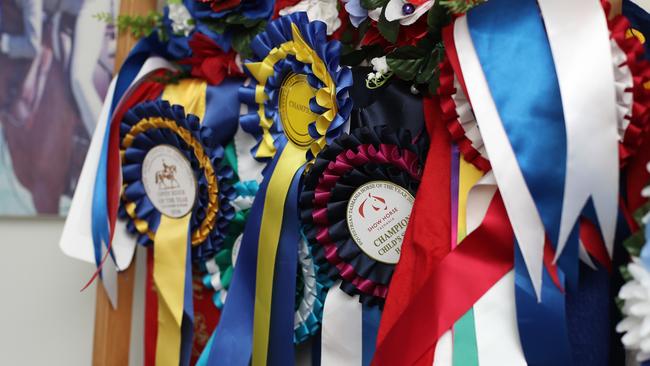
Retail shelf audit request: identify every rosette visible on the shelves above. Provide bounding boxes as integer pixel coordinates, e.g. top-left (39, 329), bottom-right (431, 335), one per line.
top-left (294, 231), bottom-right (332, 343)
top-left (119, 100), bottom-right (236, 261)
top-left (300, 125), bottom-right (428, 305)
top-left (202, 180), bottom-right (258, 309)
top-left (117, 91), bottom-right (236, 366)
top-left (239, 11), bottom-right (353, 161)
top-left (207, 13), bottom-right (352, 366)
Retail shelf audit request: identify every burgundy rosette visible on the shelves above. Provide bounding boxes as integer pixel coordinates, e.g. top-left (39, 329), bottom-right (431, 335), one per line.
top-left (300, 126), bottom-right (428, 305)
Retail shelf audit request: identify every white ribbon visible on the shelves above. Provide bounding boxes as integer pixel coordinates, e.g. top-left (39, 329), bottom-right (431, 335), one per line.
top-left (536, 0), bottom-right (619, 260)
top-left (454, 16), bottom-right (546, 298)
top-left (59, 57), bottom-right (177, 307)
top-left (321, 282), bottom-right (363, 366)
top-left (464, 172), bottom-right (527, 365)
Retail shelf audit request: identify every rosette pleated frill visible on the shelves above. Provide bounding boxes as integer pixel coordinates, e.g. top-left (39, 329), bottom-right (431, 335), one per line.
top-left (118, 100), bottom-right (236, 261)
top-left (239, 11), bottom-right (353, 161)
top-left (300, 126), bottom-right (428, 306)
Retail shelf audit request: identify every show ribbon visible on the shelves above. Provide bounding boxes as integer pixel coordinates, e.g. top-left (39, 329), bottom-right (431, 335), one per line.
top-left (118, 79), bottom-right (236, 365)
top-left (207, 12), bottom-right (352, 366)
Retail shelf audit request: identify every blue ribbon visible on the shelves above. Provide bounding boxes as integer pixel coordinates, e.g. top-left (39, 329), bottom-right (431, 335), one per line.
top-left (91, 35), bottom-right (161, 272)
top-left (361, 305), bottom-right (382, 366)
top-left (267, 167), bottom-right (304, 366)
top-left (514, 244), bottom-right (572, 366)
top-left (466, 0), bottom-right (577, 363)
top-left (207, 142), bottom-right (284, 366)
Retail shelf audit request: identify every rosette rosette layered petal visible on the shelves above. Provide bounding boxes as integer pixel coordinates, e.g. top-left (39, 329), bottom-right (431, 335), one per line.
top-left (300, 125), bottom-right (428, 305)
top-left (118, 99), bottom-right (237, 261)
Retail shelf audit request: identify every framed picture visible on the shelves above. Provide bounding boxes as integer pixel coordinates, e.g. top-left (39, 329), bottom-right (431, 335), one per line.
top-left (0, 0), bottom-right (120, 216)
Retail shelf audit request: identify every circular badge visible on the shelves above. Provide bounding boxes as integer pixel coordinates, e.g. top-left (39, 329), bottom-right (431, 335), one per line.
top-left (278, 73), bottom-right (318, 147)
top-left (141, 144), bottom-right (197, 218)
top-left (346, 181), bottom-right (414, 264)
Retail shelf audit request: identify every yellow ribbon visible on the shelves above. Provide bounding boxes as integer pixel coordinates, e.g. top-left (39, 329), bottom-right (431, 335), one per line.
top-left (245, 23), bottom-right (341, 366)
top-left (154, 214), bottom-right (191, 366)
top-left (152, 79), bottom-right (207, 366)
top-left (252, 143), bottom-right (307, 366)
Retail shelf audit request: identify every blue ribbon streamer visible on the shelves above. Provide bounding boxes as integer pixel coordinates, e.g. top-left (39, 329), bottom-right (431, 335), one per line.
top-left (361, 305), bottom-right (382, 366)
top-left (514, 244), bottom-right (572, 366)
top-left (466, 0), bottom-right (577, 363)
top-left (267, 167), bottom-right (304, 366)
top-left (207, 142), bottom-right (285, 366)
top-left (91, 36), bottom-right (160, 271)
top-left (466, 0), bottom-right (572, 257)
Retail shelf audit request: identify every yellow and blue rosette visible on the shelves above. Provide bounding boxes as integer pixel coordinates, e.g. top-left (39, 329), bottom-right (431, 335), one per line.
top-left (207, 12), bottom-right (352, 366)
top-left (118, 95), bottom-right (236, 366)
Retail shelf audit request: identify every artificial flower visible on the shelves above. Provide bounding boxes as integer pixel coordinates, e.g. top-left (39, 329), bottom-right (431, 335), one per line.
top-left (343, 0), bottom-right (369, 28)
top-left (617, 259), bottom-right (650, 362)
top-left (381, 0), bottom-right (435, 26)
top-left (180, 32), bottom-right (244, 85)
top-left (196, 0), bottom-right (242, 13)
top-left (278, 0), bottom-right (342, 35)
top-left (168, 3), bottom-right (195, 36)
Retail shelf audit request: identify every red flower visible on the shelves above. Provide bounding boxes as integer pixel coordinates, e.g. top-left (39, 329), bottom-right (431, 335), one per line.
top-left (272, 0), bottom-right (302, 18)
top-left (180, 33), bottom-right (244, 85)
top-left (196, 0), bottom-right (241, 13)
top-left (361, 17), bottom-right (429, 53)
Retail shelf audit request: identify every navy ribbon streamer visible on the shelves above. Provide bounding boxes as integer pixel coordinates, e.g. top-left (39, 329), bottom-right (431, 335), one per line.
top-left (267, 167), bottom-right (304, 366)
top-left (207, 141), bottom-right (285, 366)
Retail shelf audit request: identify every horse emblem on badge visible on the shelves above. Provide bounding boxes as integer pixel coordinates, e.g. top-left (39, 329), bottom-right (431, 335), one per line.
top-left (155, 161), bottom-right (180, 189)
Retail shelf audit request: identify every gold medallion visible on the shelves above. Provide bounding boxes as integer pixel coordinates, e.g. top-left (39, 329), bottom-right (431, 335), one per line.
top-left (278, 73), bottom-right (318, 148)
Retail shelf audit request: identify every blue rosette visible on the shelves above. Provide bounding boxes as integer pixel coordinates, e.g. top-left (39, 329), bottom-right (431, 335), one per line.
top-left (118, 100), bottom-right (237, 261)
top-left (293, 230), bottom-right (333, 344)
top-left (238, 11), bottom-right (354, 163)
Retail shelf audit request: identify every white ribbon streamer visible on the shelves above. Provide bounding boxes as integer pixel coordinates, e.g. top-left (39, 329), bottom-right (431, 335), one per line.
top-left (454, 16), bottom-right (546, 298)
top-left (321, 282), bottom-right (363, 366)
top-left (536, 0), bottom-right (619, 260)
top-left (59, 57), bottom-right (177, 307)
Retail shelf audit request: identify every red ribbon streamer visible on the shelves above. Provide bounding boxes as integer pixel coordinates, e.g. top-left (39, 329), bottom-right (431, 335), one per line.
top-left (372, 190), bottom-right (514, 365)
top-left (107, 71), bottom-right (167, 244)
top-left (374, 96), bottom-right (452, 364)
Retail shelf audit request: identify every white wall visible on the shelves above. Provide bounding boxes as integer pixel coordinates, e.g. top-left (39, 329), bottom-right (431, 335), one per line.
top-left (0, 218), bottom-right (96, 365)
top-left (0, 217), bottom-right (147, 365)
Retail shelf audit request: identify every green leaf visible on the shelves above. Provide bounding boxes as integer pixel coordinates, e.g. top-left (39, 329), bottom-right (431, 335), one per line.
top-left (361, 0), bottom-right (389, 10)
top-left (427, 3), bottom-right (451, 41)
top-left (378, 7), bottom-right (399, 44)
top-left (389, 45), bottom-right (427, 59)
top-left (386, 57), bottom-right (423, 81)
top-left (231, 22), bottom-right (267, 59)
top-left (340, 45), bottom-right (383, 66)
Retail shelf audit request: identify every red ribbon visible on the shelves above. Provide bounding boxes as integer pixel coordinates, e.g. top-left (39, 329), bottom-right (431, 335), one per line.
top-left (372, 191), bottom-right (514, 366)
top-left (374, 96), bottom-right (452, 363)
top-left (107, 72), bottom-right (167, 244)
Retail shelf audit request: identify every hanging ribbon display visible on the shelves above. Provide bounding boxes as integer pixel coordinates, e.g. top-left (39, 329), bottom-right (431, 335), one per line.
top-left (300, 125), bottom-right (428, 305)
top-left (118, 79), bottom-right (237, 365)
top-left (208, 12), bottom-right (352, 366)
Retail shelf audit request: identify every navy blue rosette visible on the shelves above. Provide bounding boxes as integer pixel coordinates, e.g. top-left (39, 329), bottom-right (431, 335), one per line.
top-left (118, 100), bottom-right (237, 261)
top-left (300, 126), bottom-right (428, 306)
top-left (238, 11), bottom-right (354, 163)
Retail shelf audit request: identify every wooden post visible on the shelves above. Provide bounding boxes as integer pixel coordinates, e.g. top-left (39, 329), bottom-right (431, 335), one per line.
top-left (92, 1), bottom-right (157, 365)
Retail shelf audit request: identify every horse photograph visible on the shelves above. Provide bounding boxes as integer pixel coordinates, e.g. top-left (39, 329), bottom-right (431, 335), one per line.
top-left (0, 0), bottom-right (119, 216)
